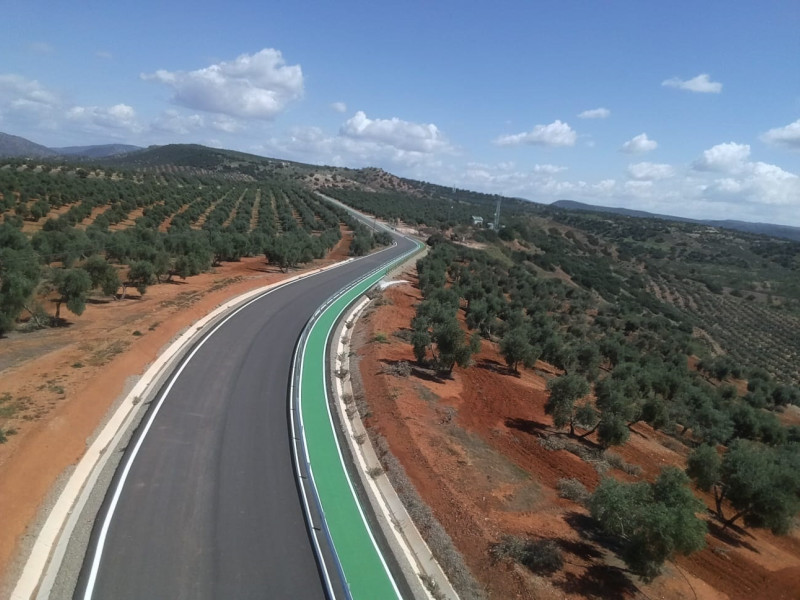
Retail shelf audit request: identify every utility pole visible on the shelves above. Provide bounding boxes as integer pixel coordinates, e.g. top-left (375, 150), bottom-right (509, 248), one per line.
top-left (493, 198), bottom-right (501, 230)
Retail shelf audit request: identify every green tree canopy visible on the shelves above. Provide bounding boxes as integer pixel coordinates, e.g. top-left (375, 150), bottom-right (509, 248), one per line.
top-left (545, 374), bottom-right (592, 436)
top-left (590, 467), bottom-right (707, 581)
top-left (499, 326), bottom-right (539, 374)
top-left (0, 224), bottom-right (41, 334)
top-left (50, 267), bottom-right (92, 321)
top-left (686, 440), bottom-right (800, 534)
top-left (83, 255), bottom-right (120, 297)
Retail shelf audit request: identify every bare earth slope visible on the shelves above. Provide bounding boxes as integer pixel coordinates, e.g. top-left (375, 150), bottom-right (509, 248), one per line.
top-left (0, 235), bottom-right (352, 589)
top-left (353, 276), bottom-right (800, 600)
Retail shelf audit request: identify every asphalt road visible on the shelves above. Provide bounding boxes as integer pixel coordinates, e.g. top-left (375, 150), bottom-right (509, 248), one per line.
top-left (74, 235), bottom-right (414, 600)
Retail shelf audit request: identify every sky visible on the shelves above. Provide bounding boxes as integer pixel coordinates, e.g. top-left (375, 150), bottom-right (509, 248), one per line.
top-left (1, 1), bottom-right (799, 225)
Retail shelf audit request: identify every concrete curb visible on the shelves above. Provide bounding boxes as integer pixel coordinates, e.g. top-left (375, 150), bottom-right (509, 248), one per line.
top-left (11, 258), bottom-right (356, 600)
top-left (330, 295), bottom-right (458, 600)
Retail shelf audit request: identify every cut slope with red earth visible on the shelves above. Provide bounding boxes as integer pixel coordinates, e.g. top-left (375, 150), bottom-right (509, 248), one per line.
top-left (353, 274), bottom-right (800, 600)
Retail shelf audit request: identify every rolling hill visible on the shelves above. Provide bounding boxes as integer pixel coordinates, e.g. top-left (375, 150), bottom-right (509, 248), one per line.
top-left (0, 132), bottom-right (58, 159)
top-left (552, 199), bottom-right (800, 242)
top-left (51, 144), bottom-right (141, 158)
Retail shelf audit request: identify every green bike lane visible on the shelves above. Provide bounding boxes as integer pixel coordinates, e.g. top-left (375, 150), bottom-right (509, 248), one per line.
top-left (297, 239), bottom-right (422, 599)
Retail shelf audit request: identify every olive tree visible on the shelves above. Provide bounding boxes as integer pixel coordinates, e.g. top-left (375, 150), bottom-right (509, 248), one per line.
top-left (687, 440), bottom-right (800, 534)
top-left (590, 467), bottom-right (707, 581)
top-left (545, 374), bottom-right (594, 436)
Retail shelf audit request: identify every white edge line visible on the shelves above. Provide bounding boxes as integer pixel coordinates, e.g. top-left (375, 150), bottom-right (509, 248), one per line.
top-left (291, 248), bottom-right (403, 600)
top-left (291, 330), bottom-right (338, 599)
top-left (321, 300), bottom-right (403, 598)
top-left (294, 240), bottom-right (420, 599)
top-left (79, 254), bottom-right (372, 600)
top-left (18, 261), bottom-right (361, 600)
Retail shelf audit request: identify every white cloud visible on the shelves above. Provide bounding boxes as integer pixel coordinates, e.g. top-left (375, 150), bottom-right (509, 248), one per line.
top-left (625, 180), bottom-right (654, 192)
top-left (67, 103), bottom-right (141, 133)
top-left (761, 119), bottom-right (800, 149)
top-left (340, 110), bottom-right (451, 153)
top-left (0, 74), bottom-right (60, 112)
top-left (151, 110), bottom-right (241, 135)
top-left (627, 162), bottom-right (674, 180)
top-left (331, 101), bottom-right (347, 113)
top-left (0, 74), bottom-right (145, 140)
top-left (662, 73), bottom-right (722, 93)
top-left (96, 50), bottom-right (113, 60)
top-left (494, 120), bottom-right (577, 147)
top-left (689, 142), bottom-right (800, 207)
top-left (533, 163), bottom-right (567, 174)
top-left (578, 107), bottom-right (610, 119)
top-left (151, 110), bottom-right (204, 134)
top-left (703, 161), bottom-right (799, 206)
top-left (621, 133), bottom-right (658, 154)
top-left (693, 142), bottom-right (750, 172)
top-left (210, 115), bottom-right (241, 133)
top-left (142, 48), bottom-right (303, 119)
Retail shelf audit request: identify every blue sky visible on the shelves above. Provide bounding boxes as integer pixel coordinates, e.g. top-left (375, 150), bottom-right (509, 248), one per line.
top-left (2, 1), bottom-right (799, 224)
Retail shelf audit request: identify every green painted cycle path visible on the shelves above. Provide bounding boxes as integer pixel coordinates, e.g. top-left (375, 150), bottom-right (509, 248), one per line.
top-left (298, 238), bottom-right (422, 599)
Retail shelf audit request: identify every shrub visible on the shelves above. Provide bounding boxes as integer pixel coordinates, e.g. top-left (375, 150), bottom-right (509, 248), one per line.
top-left (382, 360), bottom-right (412, 377)
top-left (490, 536), bottom-right (564, 575)
top-left (557, 478), bottom-right (590, 504)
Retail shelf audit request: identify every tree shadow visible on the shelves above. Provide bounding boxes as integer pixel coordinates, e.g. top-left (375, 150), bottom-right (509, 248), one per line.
top-left (706, 520), bottom-right (759, 552)
top-left (427, 368), bottom-right (455, 382)
top-left (405, 363), bottom-right (448, 384)
top-left (626, 423), bottom-right (649, 439)
top-left (391, 326), bottom-right (413, 340)
top-left (86, 297), bottom-right (114, 304)
top-left (505, 417), bottom-right (550, 437)
top-left (564, 511), bottom-right (626, 555)
top-left (50, 318), bottom-right (75, 328)
top-left (555, 537), bottom-right (604, 561)
top-left (476, 358), bottom-right (510, 375)
top-left (556, 564), bottom-right (638, 600)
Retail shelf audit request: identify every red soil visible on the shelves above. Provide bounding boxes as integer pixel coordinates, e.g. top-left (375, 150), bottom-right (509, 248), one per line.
top-left (76, 205), bottom-right (110, 230)
top-left (354, 276), bottom-right (800, 600)
top-left (0, 231), bottom-right (352, 588)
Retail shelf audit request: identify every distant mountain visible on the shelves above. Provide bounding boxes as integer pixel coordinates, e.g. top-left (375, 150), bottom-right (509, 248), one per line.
top-left (703, 220), bottom-right (800, 242)
top-left (552, 200), bottom-right (696, 223)
top-left (0, 132), bottom-right (141, 160)
top-left (0, 132), bottom-right (58, 158)
top-left (551, 200), bottom-right (800, 242)
top-left (51, 144), bottom-right (141, 158)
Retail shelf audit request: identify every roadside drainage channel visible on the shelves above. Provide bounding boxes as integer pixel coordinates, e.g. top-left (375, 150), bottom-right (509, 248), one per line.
top-left (11, 258), bottom-right (359, 600)
top-left (291, 238), bottom-right (427, 599)
top-left (332, 294), bottom-right (458, 600)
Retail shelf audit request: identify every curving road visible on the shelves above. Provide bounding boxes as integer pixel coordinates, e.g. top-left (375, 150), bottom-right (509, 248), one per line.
top-left (74, 233), bottom-right (415, 600)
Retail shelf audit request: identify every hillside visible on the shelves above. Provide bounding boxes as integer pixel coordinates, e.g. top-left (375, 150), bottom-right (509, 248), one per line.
top-left (552, 199), bottom-right (800, 242)
top-left (0, 132), bottom-right (141, 160)
top-left (2, 133), bottom-right (796, 244)
top-left (344, 204), bottom-right (800, 598)
top-left (0, 132), bottom-right (58, 159)
top-left (51, 144), bottom-right (142, 158)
